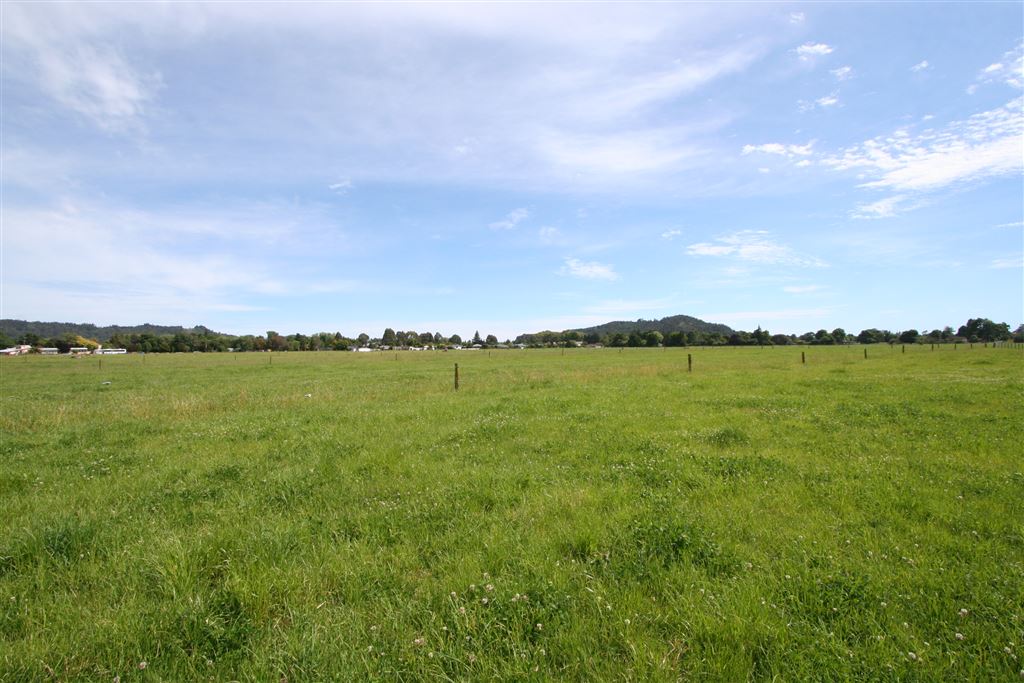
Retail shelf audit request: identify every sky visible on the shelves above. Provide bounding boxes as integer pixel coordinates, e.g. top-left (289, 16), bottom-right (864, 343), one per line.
top-left (2, 2), bottom-right (1022, 340)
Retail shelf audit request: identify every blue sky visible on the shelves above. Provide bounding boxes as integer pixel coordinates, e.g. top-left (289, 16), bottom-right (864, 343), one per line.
top-left (2, 2), bottom-right (1021, 340)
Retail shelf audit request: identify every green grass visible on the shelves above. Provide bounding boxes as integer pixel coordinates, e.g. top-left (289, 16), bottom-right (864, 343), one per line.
top-left (1, 346), bottom-right (1022, 681)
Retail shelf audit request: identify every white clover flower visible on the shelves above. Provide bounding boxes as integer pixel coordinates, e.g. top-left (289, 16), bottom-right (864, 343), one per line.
top-left (956, 633), bottom-right (965, 640)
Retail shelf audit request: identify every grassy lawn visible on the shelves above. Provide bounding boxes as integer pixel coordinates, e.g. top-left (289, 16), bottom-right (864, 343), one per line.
top-left (1, 346), bottom-right (1022, 681)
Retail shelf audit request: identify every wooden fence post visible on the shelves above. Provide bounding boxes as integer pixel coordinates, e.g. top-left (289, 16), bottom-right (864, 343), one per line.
top-left (688, 353), bottom-right (692, 372)
top-left (801, 351), bottom-right (805, 364)
top-left (454, 363), bottom-right (459, 391)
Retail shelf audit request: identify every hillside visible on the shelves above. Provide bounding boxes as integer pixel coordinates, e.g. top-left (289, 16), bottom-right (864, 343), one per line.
top-left (0, 319), bottom-right (222, 342)
top-left (569, 314), bottom-right (735, 338)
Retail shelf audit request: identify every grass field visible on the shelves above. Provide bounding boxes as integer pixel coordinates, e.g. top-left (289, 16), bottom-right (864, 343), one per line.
top-left (1, 346), bottom-right (1022, 681)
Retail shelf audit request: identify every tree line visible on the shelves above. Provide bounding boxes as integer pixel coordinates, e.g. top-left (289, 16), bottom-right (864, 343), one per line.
top-left (2, 318), bottom-right (1019, 354)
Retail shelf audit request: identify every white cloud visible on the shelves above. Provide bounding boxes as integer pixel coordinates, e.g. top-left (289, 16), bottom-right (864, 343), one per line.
top-left (686, 230), bottom-right (827, 267)
top-left (661, 229), bottom-right (682, 240)
top-left (795, 159), bottom-right (812, 167)
top-left (789, 12), bottom-right (805, 24)
top-left (489, 207), bottom-right (530, 230)
top-left (831, 66), bottom-right (853, 81)
top-left (991, 254), bottom-right (1023, 269)
top-left (782, 285), bottom-right (822, 294)
top-left (910, 60), bottom-right (930, 73)
top-left (559, 257), bottom-right (619, 281)
top-left (996, 220), bottom-right (1023, 228)
top-left (1, 4), bottom-right (160, 132)
top-left (971, 43), bottom-right (1023, 90)
top-left (796, 43), bottom-right (833, 60)
top-left (852, 195), bottom-right (907, 219)
top-left (824, 97), bottom-right (1023, 195)
top-left (816, 92), bottom-right (839, 107)
top-left (742, 141), bottom-right (814, 157)
top-left (329, 179), bottom-right (353, 193)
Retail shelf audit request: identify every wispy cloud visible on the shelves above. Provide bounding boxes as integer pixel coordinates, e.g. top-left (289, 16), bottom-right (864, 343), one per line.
top-left (996, 220), bottom-right (1023, 228)
top-left (852, 195), bottom-right (908, 219)
top-left (782, 284), bottom-right (823, 294)
top-left (991, 254), bottom-right (1023, 269)
top-left (970, 42), bottom-right (1023, 91)
top-left (329, 179), bottom-right (353, 193)
top-left (686, 230), bottom-right (827, 267)
top-left (831, 66), bottom-right (853, 81)
top-left (789, 12), bottom-right (805, 25)
top-left (2, 4), bottom-right (160, 132)
top-left (816, 92), bottom-right (839, 108)
top-left (489, 207), bottom-right (530, 230)
top-left (538, 226), bottom-right (566, 246)
top-left (559, 257), bottom-right (619, 281)
top-left (796, 43), bottom-right (834, 61)
top-left (824, 97), bottom-right (1023, 197)
top-left (910, 60), bottom-right (931, 73)
top-left (661, 229), bottom-right (682, 240)
top-left (742, 142), bottom-right (814, 157)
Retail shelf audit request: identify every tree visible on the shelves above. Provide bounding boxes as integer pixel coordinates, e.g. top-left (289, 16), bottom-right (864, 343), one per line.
top-left (831, 328), bottom-right (847, 344)
top-left (753, 326), bottom-right (771, 346)
top-left (485, 334), bottom-right (498, 346)
top-left (357, 333), bottom-right (370, 346)
top-left (382, 328), bottom-right (396, 346)
top-left (957, 318), bottom-right (1011, 342)
top-left (450, 334), bottom-right (463, 345)
top-left (643, 330), bottom-right (663, 347)
top-left (899, 329), bottom-right (919, 344)
top-left (472, 331), bottom-right (483, 345)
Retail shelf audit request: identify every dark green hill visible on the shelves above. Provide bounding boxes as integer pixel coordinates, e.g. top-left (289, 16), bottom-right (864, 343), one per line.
top-left (570, 314), bottom-right (734, 337)
top-left (0, 319), bottom-right (221, 342)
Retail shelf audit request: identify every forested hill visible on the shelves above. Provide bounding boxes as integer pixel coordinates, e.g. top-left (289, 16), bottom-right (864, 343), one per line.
top-left (569, 314), bottom-right (735, 337)
top-left (0, 319), bottom-right (221, 342)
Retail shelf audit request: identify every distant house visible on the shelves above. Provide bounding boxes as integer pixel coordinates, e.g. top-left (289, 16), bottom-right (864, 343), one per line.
top-left (95, 348), bottom-right (127, 355)
top-left (39, 348), bottom-right (59, 355)
top-left (353, 347), bottom-right (374, 352)
top-left (1, 345), bottom-right (32, 356)
top-left (69, 347), bottom-right (90, 354)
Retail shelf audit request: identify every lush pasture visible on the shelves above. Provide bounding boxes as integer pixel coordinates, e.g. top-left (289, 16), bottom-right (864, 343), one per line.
top-left (1, 346), bottom-right (1022, 681)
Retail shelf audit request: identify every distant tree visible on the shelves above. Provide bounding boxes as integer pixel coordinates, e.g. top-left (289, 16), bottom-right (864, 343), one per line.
top-left (485, 334), bottom-right (498, 346)
top-left (898, 329), bottom-right (919, 344)
top-left (958, 318), bottom-right (1011, 342)
top-left (419, 332), bottom-right (434, 346)
top-left (831, 328), bottom-right (847, 344)
top-left (434, 332), bottom-right (444, 345)
top-left (450, 334), bottom-right (463, 345)
top-left (472, 331), bottom-right (483, 345)
top-left (583, 332), bottom-right (601, 345)
top-left (770, 334), bottom-right (791, 346)
top-left (1013, 324), bottom-right (1024, 342)
top-left (643, 330), bottom-right (663, 347)
top-left (753, 326), bottom-right (771, 346)
top-left (627, 331), bottom-right (643, 347)
top-left (608, 332), bottom-right (628, 347)
top-left (17, 333), bottom-right (42, 346)
top-left (665, 331), bottom-right (686, 347)
top-left (857, 329), bottom-right (881, 344)
top-left (382, 328), bottom-right (396, 346)
top-left (356, 333), bottom-right (370, 346)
